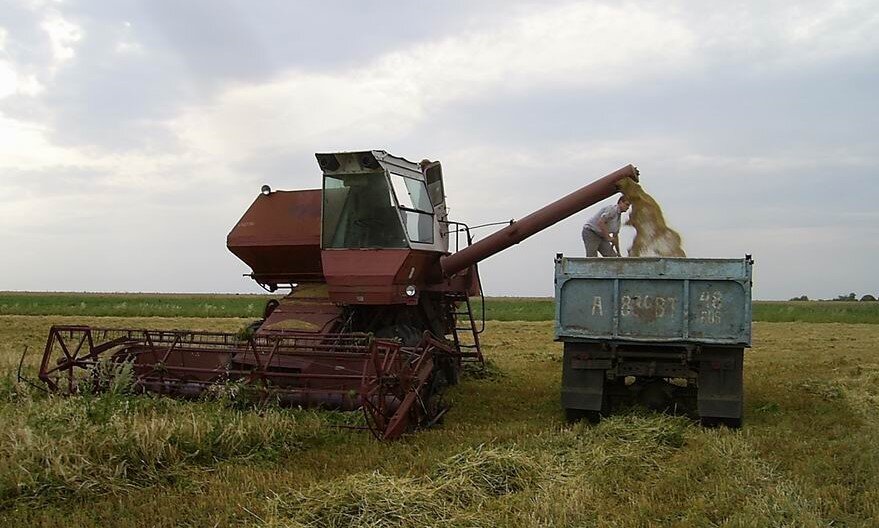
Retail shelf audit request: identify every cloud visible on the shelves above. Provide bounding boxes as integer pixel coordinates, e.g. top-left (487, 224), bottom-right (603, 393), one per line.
top-left (169, 0), bottom-right (879, 169)
top-left (0, 1), bottom-right (877, 298)
top-left (0, 27), bottom-right (45, 97)
top-left (171, 3), bottom-right (696, 161)
top-left (41, 9), bottom-right (82, 64)
top-left (673, 0), bottom-right (879, 69)
top-left (0, 115), bottom-right (85, 168)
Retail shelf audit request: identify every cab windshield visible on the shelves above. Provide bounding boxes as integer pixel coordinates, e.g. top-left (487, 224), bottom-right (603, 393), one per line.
top-left (322, 172), bottom-right (408, 248)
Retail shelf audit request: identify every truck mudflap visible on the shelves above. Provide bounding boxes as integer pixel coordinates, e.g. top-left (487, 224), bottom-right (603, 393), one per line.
top-left (37, 325), bottom-right (457, 440)
top-left (697, 347), bottom-right (744, 426)
top-left (561, 347), bottom-right (606, 421)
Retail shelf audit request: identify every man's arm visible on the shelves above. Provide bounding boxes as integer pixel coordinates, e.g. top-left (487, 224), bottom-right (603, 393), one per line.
top-left (596, 218), bottom-right (612, 241)
top-left (598, 219), bottom-right (621, 256)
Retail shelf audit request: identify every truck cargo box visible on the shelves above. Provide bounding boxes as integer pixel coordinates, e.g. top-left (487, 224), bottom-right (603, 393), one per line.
top-left (555, 256), bottom-right (752, 346)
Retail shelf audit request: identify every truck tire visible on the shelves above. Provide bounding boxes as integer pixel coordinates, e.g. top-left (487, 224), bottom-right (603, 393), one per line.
top-left (565, 408), bottom-right (601, 424)
top-left (700, 416), bottom-right (742, 429)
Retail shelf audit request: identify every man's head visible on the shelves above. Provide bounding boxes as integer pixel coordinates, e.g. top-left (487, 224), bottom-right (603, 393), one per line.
top-left (618, 195), bottom-right (631, 212)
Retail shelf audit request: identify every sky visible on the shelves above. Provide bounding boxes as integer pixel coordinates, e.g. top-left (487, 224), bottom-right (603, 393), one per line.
top-left (0, 0), bottom-right (877, 300)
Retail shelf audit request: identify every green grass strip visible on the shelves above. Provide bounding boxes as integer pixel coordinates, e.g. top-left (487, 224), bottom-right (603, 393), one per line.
top-left (2, 293), bottom-right (878, 324)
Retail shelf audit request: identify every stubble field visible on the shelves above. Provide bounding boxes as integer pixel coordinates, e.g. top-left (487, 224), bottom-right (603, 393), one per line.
top-left (0, 309), bottom-right (878, 526)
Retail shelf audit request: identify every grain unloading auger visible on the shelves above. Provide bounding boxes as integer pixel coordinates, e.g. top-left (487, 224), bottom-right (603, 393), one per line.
top-left (38, 151), bottom-right (638, 440)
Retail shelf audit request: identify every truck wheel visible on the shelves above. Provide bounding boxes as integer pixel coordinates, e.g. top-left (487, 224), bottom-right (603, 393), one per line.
top-left (700, 416), bottom-right (742, 429)
top-left (565, 408), bottom-right (601, 424)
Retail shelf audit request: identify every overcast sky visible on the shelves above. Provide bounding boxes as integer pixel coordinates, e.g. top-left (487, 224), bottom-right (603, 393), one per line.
top-left (1, 0), bottom-right (877, 300)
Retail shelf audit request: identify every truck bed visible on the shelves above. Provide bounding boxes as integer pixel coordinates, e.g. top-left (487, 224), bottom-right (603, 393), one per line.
top-left (554, 256), bottom-right (753, 346)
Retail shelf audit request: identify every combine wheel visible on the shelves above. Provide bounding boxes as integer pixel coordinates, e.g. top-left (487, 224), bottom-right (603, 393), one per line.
top-left (375, 323), bottom-right (422, 347)
top-left (424, 370), bottom-right (449, 426)
top-left (263, 299), bottom-right (280, 319)
top-left (439, 356), bottom-right (460, 386)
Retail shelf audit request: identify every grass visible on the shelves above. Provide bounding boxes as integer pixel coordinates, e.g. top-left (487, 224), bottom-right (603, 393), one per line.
top-left (5, 292), bottom-right (878, 324)
top-left (474, 299), bottom-right (879, 324)
top-left (0, 292), bottom-right (274, 318)
top-left (267, 444), bottom-right (543, 527)
top-left (753, 301), bottom-right (879, 324)
top-left (0, 315), bottom-right (877, 526)
top-left (0, 390), bottom-right (333, 505)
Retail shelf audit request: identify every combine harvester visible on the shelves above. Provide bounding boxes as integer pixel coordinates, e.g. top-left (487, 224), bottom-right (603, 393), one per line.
top-left (38, 150), bottom-right (639, 440)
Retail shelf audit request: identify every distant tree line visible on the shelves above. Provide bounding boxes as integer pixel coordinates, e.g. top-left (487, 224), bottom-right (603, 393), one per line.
top-left (788, 293), bottom-right (877, 302)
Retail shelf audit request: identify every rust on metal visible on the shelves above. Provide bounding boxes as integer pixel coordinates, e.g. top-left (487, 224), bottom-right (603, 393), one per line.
top-left (259, 283), bottom-right (342, 334)
top-left (39, 325), bottom-right (454, 440)
top-left (227, 189), bottom-right (324, 287)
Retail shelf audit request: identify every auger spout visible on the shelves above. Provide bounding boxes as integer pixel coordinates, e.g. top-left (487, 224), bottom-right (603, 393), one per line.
top-left (440, 164), bottom-right (639, 277)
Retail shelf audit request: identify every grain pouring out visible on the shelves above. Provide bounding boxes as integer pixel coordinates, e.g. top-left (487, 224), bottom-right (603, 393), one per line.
top-left (617, 177), bottom-right (687, 258)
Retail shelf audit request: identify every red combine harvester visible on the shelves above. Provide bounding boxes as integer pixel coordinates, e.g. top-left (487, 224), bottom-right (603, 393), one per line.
top-left (39, 150), bottom-right (638, 440)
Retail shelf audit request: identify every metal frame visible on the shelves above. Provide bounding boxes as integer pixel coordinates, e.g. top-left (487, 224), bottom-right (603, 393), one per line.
top-left (39, 325), bottom-right (457, 441)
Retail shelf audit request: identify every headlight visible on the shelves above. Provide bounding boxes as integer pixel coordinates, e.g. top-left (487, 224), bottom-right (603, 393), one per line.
top-left (405, 285), bottom-right (417, 297)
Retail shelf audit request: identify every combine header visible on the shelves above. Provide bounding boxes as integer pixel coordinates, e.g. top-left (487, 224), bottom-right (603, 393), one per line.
top-left (39, 150), bottom-right (638, 439)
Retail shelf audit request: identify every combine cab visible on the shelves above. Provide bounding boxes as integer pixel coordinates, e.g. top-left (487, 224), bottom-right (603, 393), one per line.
top-left (39, 150), bottom-right (639, 439)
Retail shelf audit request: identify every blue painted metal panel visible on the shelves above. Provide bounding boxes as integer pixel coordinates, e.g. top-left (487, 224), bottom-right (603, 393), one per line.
top-left (554, 256), bottom-right (752, 346)
top-left (618, 279), bottom-right (685, 340)
top-left (559, 279), bottom-right (614, 335)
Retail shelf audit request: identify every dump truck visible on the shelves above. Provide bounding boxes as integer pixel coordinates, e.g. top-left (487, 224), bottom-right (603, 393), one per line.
top-left (555, 255), bottom-right (753, 427)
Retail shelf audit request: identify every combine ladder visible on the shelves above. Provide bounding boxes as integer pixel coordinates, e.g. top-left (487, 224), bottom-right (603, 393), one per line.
top-left (446, 293), bottom-right (484, 365)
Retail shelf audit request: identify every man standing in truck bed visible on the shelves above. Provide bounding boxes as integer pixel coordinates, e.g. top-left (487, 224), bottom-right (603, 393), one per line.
top-left (582, 195), bottom-right (631, 257)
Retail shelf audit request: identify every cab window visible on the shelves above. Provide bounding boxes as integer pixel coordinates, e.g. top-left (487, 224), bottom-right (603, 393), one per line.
top-left (322, 173), bottom-right (408, 248)
top-left (390, 173), bottom-right (434, 244)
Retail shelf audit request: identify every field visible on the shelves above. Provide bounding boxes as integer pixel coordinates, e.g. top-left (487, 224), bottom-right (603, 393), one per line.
top-left (3, 292), bottom-right (879, 324)
top-left (1, 301), bottom-right (878, 526)
top-left (0, 292), bottom-right (271, 319)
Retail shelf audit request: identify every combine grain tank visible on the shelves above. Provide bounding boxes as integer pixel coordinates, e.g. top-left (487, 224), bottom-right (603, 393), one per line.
top-left (38, 150), bottom-right (639, 440)
top-left (555, 256), bottom-right (753, 427)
